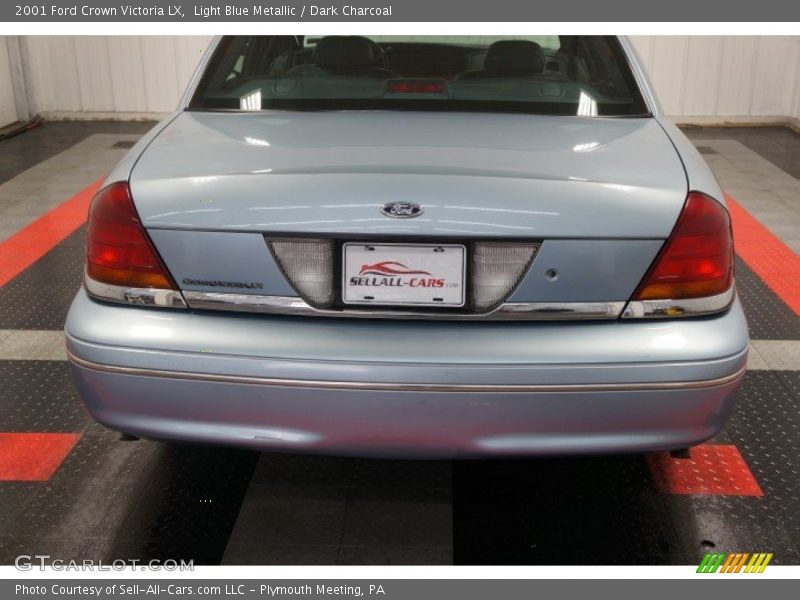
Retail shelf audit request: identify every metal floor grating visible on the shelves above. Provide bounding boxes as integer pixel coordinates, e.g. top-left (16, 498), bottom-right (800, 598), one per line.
top-left (735, 258), bottom-right (800, 340)
top-left (0, 227), bottom-right (86, 330)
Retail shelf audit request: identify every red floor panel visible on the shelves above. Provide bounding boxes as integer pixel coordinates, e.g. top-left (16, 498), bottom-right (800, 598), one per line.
top-left (726, 193), bottom-right (800, 316)
top-left (0, 432), bottom-right (80, 481)
top-left (647, 444), bottom-right (764, 497)
top-left (0, 178), bottom-right (101, 287)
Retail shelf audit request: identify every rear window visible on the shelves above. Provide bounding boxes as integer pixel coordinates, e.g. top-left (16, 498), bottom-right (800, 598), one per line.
top-left (189, 35), bottom-right (649, 117)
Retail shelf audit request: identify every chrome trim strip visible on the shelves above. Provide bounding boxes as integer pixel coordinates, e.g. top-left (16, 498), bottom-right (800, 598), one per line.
top-left (85, 272), bottom-right (187, 309)
top-left (621, 287), bottom-right (735, 319)
top-left (496, 301), bottom-right (624, 320)
top-left (68, 351), bottom-right (747, 393)
top-left (182, 291), bottom-right (625, 321)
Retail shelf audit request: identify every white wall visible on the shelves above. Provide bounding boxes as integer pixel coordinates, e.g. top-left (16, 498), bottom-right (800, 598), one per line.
top-left (19, 36), bottom-right (212, 117)
top-left (628, 36), bottom-right (800, 123)
top-left (9, 35), bottom-right (800, 124)
top-left (0, 37), bottom-right (18, 127)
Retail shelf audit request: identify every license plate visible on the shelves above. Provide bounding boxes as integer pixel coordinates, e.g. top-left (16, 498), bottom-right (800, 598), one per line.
top-left (342, 243), bottom-right (466, 307)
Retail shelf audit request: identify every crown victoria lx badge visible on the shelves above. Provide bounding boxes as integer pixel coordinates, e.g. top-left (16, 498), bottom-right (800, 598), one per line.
top-left (381, 202), bottom-right (423, 219)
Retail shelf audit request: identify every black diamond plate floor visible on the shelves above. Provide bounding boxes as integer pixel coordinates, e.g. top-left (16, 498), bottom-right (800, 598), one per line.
top-left (0, 425), bottom-right (258, 565)
top-left (451, 368), bottom-right (800, 565)
top-left (0, 227), bottom-right (86, 330)
top-left (736, 259), bottom-right (800, 340)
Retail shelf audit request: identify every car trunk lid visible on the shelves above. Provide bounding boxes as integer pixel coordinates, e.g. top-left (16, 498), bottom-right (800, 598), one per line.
top-left (130, 111), bottom-right (686, 238)
top-left (130, 111), bottom-right (687, 309)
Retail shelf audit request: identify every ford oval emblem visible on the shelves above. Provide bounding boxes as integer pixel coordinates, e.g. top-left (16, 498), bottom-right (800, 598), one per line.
top-left (381, 202), bottom-right (424, 219)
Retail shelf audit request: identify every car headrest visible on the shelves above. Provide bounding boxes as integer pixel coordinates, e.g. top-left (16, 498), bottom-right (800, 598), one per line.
top-left (484, 40), bottom-right (545, 76)
top-left (313, 36), bottom-right (379, 74)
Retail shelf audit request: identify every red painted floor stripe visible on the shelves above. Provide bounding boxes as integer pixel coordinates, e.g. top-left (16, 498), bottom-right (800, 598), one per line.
top-left (726, 194), bottom-right (800, 315)
top-left (647, 444), bottom-right (763, 497)
top-left (0, 432), bottom-right (80, 481)
top-left (0, 178), bottom-right (102, 288)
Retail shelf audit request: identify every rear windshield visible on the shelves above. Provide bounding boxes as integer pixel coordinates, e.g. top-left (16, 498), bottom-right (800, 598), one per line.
top-left (189, 35), bottom-right (649, 117)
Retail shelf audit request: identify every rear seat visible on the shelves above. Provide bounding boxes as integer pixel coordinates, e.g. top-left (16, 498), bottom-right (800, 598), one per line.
top-left (457, 40), bottom-right (546, 79)
top-left (289, 36), bottom-right (396, 78)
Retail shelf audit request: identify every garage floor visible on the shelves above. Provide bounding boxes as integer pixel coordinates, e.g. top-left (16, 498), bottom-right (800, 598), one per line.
top-left (0, 122), bottom-right (798, 566)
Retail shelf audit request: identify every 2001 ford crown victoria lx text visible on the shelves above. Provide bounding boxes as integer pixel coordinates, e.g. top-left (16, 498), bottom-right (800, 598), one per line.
top-left (65, 35), bottom-right (749, 458)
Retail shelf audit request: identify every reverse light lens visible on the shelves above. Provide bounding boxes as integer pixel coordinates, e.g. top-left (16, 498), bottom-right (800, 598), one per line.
top-left (634, 192), bottom-right (733, 301)
top-left (471, 242), bottom-right (538, 311)
top-left (269, 239), bottom-right (335, 308)
top-left (86, 182), bottom-right (176, 290)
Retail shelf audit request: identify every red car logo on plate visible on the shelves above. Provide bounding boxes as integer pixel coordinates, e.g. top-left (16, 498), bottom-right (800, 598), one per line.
top-left (359, 261), bottom-right (433, 277)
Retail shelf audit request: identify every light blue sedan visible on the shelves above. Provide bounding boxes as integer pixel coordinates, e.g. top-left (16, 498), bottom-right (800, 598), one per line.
top-left (65, 35), bottom-right (748, 457)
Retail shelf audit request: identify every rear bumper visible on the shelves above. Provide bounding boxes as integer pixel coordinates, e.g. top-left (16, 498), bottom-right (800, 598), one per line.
top-left (66, 288), bottom-right (749, 458)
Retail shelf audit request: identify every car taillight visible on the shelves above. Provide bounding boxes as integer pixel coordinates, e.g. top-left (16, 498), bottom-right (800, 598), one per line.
top-left (623, 192), bottom-right (734, 319)
top-left (386, 80), bottom-right (446, 94)
top-left (634, 192), bottom-right (733, 300)
top-left (86, 182), bottom-right (176, 290)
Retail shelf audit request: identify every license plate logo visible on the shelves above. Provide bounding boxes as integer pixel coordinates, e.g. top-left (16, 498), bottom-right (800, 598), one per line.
top-left (359, 261), bottom-right (435, 278)
top-left (343, 244), bottom-right (465, 307)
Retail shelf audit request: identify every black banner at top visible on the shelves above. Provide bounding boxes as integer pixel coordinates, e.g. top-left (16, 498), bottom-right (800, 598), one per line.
top-left (4, 0), bottom-right (800, 21)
